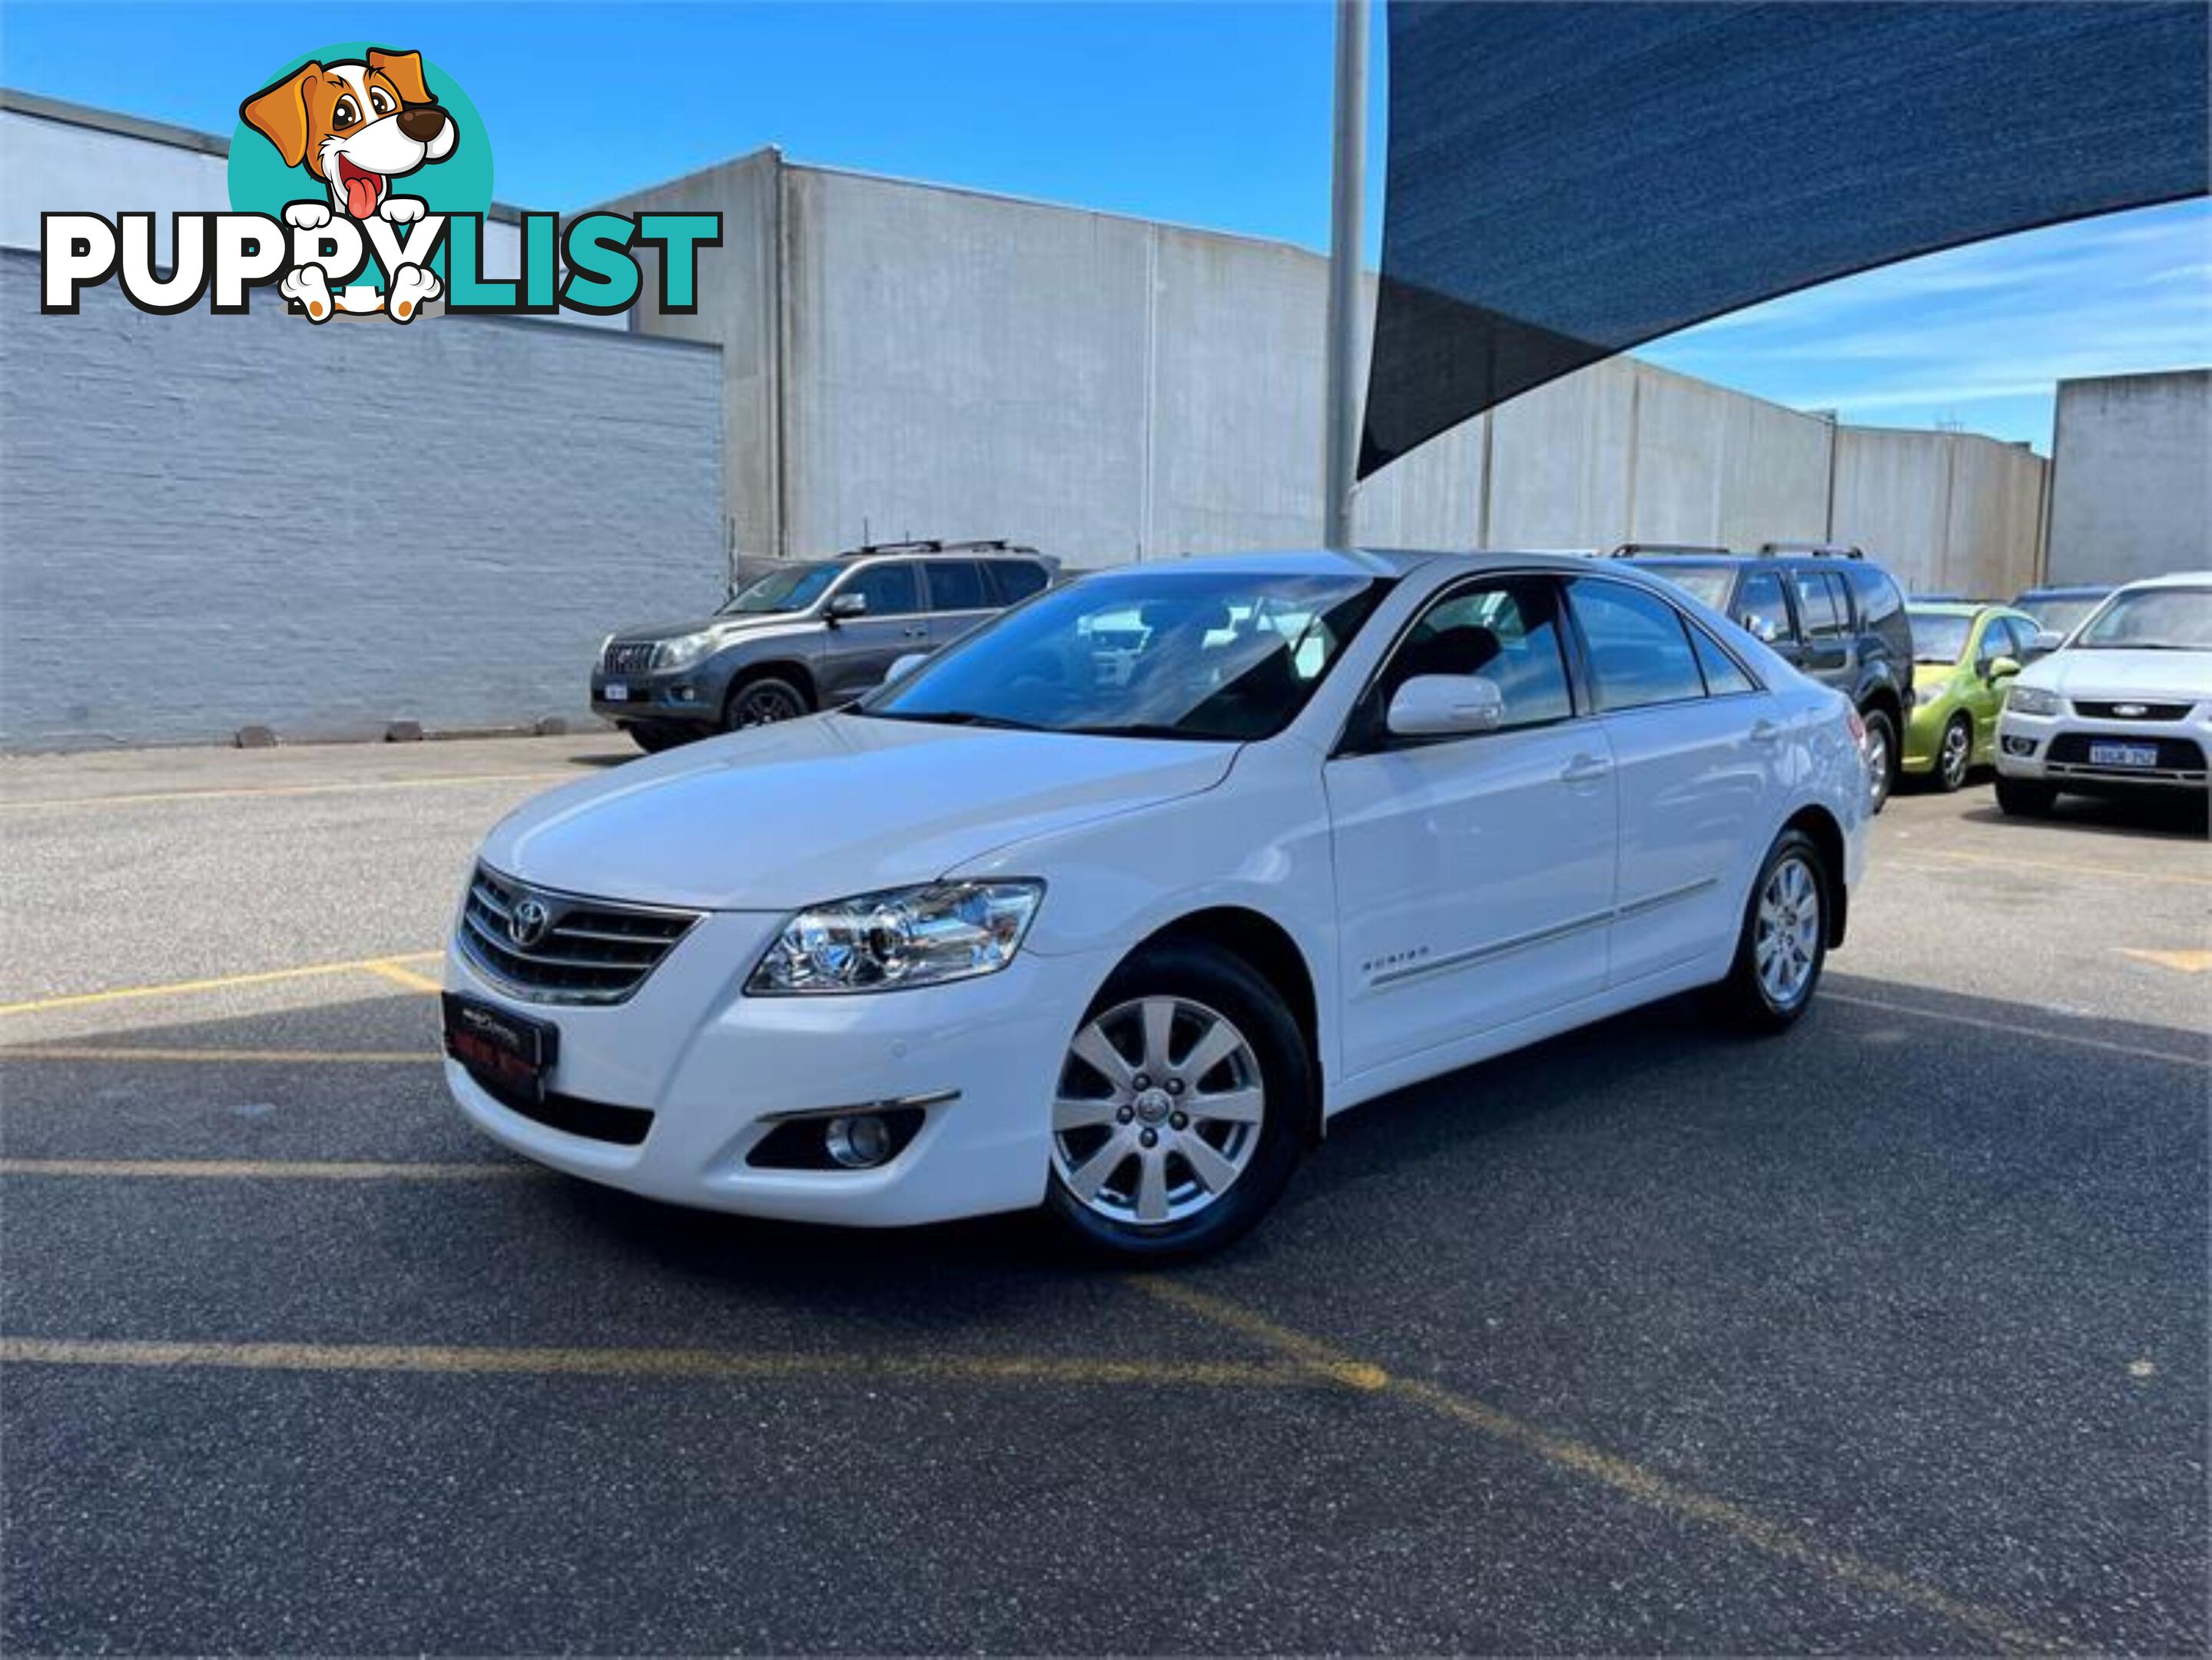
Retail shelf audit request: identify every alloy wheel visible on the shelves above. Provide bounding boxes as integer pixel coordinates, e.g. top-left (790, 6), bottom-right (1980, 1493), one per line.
top-left (1051, 996), bottom-right (1265, 1227)
top-left (1754, 854), bottom-right (1822, 1010)
top-left (1939, 718), bottom-right (1972, 789)
top-left (1864, 720), bottom-right (1892, 808)
top-left (730, 684), bottom-right (804, 728)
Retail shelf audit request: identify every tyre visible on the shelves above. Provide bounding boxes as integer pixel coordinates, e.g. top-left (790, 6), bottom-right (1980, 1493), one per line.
top-left (1043, 941), bottom-right (1312, 1263)
top-left (723, 674), bottom-right (811, 732)
top-left (1861, 707), bottom-right (1899, 814)
top-left (1932, 713), bottom-right (1973, 793)
top-left (1995, 776), bottom-right (2057, 817)
top-left (627, 722), bottom-right (689, 754)
top-left (1716, 828), bottom-right (1829, 1031)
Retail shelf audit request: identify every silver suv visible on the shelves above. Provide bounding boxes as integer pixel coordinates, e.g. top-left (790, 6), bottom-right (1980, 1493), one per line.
top-left (592, 541), bottom-right (1058, 752)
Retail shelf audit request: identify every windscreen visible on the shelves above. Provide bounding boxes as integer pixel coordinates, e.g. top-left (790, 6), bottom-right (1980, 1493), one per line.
top-left (720, 563), bottom-right (837, 615)
top-left (861, 573), bottom-right (1385, 741)
top-left (1906, 612), bottom-right (1974, 664)
top-left (2015, 594), bottom-right (2106, 638)
top-left (1627, 564), bottom-right (1733, 611)
top-left (2073, 588), bottom-right (2212, 652)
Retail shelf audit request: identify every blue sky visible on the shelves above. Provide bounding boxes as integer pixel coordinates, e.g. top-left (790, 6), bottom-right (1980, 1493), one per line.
top-left (6, 2), bottom-right (2204, 451)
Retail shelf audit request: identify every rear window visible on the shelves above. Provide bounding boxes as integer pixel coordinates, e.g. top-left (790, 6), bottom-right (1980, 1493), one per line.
top-left (1846, 563), bottom-right (1904, 627)
top-left (986, 561), bottom-right (1050, 604)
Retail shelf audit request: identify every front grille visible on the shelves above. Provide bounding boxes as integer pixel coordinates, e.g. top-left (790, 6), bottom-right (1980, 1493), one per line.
top-left (2071, 700), bottom-right (2194, 722)
top-left (2044, 732), bottom-right (2207, 783)
top-left (602, 641), bottom-right (658, 677)
top-left (459, 865), bottom-right (700, 1005)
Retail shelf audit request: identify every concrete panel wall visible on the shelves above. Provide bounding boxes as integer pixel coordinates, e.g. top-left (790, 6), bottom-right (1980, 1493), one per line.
top-left (0, 248), bottom-right (722, 750)
top-left (1945, 436), bottom-right (2047, 600)
top-left (1831, 428), bottom-right (1960, 594)
top-left (2048, 370), bottom-right (2212, 585)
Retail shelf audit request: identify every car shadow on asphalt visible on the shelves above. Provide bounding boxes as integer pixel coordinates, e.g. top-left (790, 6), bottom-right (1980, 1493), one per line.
top-left (1955, 788), bottom-right (2208, 840)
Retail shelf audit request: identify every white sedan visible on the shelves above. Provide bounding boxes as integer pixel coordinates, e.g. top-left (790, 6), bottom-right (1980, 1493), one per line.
top-left (443, 551), bottom-right (1869, 1260)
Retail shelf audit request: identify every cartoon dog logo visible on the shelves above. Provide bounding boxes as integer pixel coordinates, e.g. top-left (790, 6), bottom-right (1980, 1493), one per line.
top-left (239, 49), bottom-right (456, 320)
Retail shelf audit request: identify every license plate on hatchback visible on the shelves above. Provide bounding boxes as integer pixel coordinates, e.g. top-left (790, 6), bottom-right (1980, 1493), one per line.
top-left (2088, 741), bottom-right (2160, 769)
top-left (443, 993), bottom-right (559, 1101)
top-left (603, 681), bottom-right (629, 702)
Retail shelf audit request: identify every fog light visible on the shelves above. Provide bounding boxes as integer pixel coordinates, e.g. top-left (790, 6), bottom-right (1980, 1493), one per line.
top-left (2002, 735), bottom-right (2037, 757)
top-left (824, 1113), bottom-right (895, 1169)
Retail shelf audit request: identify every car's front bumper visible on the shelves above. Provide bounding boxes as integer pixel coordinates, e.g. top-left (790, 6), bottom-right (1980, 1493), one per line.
top-left (589, 668), bottom-right (720, 728)
top-left (443, 911), bottom-right (1106, 1227)
top-left (1901, 692), bottom-right (1961, 774)
top-left (1995, 701), bottom-right (2210, 793)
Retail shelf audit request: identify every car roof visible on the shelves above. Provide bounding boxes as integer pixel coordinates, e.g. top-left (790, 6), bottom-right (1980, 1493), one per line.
top-left (1086, 549), bottom-right (1654, 583)
top-left (2114, 569), bottom-right (2212, 592)
top-left (2016, 583), bottom-right (2112, 598)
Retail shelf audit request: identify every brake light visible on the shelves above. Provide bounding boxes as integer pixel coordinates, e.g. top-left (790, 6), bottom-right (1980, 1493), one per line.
top-left (1845, 705), bottom-right (1866, 746)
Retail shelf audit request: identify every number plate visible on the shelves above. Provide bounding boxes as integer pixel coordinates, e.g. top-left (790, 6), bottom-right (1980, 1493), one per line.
top-left (603, 681), bottom-right (629, 702)
top-left (443, 993), bottom-right (559, 1101)
top-left (2088, 741), bottom-right (2159, 769)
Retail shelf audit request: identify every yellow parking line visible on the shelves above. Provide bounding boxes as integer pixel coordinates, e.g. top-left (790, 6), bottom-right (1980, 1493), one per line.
top-left (1895, 845), bottom-right (2212, 888)
top-left (0, 772), bottom-right (573, 812)
top-left (0, 1336), bottom-right (1342, 1393)
top-left (0, 1046), bottom-right (435, 1064)
top-left (1825, 991), bottom-right (2207, 1067)
top-left (0, 952), bottom-right (442, 1018)
top-left (1135, 1279), bottom-right (2066, 1655)
top-left (362, 959), bottom-right (443, 994)
top-left (0, 1159), bottom-right (534, 1180)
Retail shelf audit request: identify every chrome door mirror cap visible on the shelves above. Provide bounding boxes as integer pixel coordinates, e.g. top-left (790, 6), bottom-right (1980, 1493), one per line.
top-left (828, 592), bottom-right (869, 620)
top-left (1388, 674), bottom-right (1507, 739)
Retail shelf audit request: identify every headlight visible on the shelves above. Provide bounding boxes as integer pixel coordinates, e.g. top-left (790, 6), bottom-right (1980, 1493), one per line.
top-left (2005, 685), bottom-right (2061, 716)
top-left (654, 632), bottom-right (715, 672)
top-left (747, 881), bottom-right (1044, 995)
top-left (1914, 681), bottom-right (1950, 707)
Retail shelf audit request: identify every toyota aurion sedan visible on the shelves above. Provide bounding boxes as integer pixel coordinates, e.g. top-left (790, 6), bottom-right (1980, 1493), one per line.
top-left (1995, 570), bottom-right (2212, 815)
top-left (445, 551), bottom-right (1869, 1260)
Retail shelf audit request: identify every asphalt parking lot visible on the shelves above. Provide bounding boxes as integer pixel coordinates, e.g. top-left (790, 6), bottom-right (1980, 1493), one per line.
top-left (2, 734), bottom-right (2205, 1655)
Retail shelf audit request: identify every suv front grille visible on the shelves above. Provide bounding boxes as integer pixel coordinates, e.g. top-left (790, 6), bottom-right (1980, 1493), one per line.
top-left (602, 642), bottom-right (658, 677)
top-left (2071, 700), bottom-right (2194, 722)
top-left (459, 866), bottom-right (700, 1004)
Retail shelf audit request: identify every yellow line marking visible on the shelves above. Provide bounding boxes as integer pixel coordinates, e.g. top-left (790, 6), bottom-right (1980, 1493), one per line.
top-left (0, 1046), bottom-right (435, 1064)
top-left (1825, 991), bottom-right (2207, 1067)
top-left (361, 959), bottom-right (443, 994)
top-left (1894, 845), bottom-right (2212, 889)
top-left (0, 772), bottom-right (574, 812)
top-left (0, 1336), bottom-right (1341, 1393)
top-left (0, 1159), bottom-right (536, 1180)
top-left (2114, 947), bottom-right (2212, 974)
top-left (1135, 1279), bottom-right (2068, 1655)
top-left (0, 952), bottom-right (442, 1018)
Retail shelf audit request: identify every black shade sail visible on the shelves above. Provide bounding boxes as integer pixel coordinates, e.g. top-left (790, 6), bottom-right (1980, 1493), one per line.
top-left (1362, 2), bottom-right (2210, 478)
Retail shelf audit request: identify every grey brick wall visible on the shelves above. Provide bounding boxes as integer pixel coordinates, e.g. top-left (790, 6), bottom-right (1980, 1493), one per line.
top-left (0, 247), bottom-right (723, 750)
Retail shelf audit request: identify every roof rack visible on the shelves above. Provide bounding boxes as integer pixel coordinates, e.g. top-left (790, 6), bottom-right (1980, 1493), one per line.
top-left (1759, 541), bottom-right (1864, 559)
top-left (837, 539), bottom-right (1041, 559)
top-left (1608, 543), bottom-right (1733, 559)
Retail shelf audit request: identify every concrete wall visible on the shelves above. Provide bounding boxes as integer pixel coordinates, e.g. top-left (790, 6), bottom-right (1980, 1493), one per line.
top-left (0, 248), bottom-right (722, 750)
top-left (1830, 427), bottom-right (2048, 598)
top-left (2047, 369), bottom-right (2212, 585)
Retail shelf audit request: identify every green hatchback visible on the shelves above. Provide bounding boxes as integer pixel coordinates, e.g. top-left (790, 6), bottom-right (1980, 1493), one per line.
top-left (1902, 604), bottom-right (2039, 791)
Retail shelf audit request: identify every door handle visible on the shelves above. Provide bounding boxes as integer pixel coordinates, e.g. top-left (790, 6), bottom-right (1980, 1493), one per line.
top-left (1749, 719), bottom-right (1782, 745)
top-left (902, 626), bottom-right (928, 638)
top-left (1560, 753), bottom-right (1613, 786)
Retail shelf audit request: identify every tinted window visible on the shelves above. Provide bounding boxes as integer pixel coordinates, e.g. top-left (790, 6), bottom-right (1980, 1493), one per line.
top-left (1734, 570), bottom-right (1793, 642)
top-left (987, 561), bottom-right (1050, 603)
top-left (1689, 624), bottom-right (1756, 695)
top-left (1571, 580), bottom-right (1707, 711)
top-left (1374, 576), bottom-right (1575, 738)
top-left (1846, 563), bottom-right (1904, 627)
top-left (924, 561), bottom-right (992, 613)
top-left (1790, 571), bottom-right (1849, 639)
top-left (842, 562), bottom-right (921, 617)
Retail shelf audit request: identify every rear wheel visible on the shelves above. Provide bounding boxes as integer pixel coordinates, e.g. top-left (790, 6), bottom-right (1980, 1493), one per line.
top-left (1861, 707), bottom-right (1899, 814)
top-left (1716, 828), bottom-right (1829, 1031)
top-left (1933, 713), bottom-right (1974, 792)
top-left (1043, 941), bottom-right (1311, 1263)
top-left (723, 674), bottom-right (811, 731)
top-left (1995, 776), bottom-right (2057, 817)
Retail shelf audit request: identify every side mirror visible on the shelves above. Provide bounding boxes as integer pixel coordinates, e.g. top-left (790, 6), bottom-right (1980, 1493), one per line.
top-left (1985, 655), bottom-right (2021, 682)
top-left (827, 592), bottom-right (868, 622)
top-left (1741, 613), bottom-right (1782, 644)
top-left (2022, 629), bottom-right (2063, 662)
top-left (884, 651), bottom-right (929, 686)
top-left (1386, 674), bottom-right (1505, 739)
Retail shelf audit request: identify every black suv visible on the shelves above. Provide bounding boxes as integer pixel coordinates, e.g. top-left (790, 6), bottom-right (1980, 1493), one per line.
top-left (1616, 543), bottom-right (1915, 810)
top-left (592, 540), bottom-right (1059, 752)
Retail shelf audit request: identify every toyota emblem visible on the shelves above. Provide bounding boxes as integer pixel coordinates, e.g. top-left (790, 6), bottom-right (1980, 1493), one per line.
top-left (508, 897), bottom-right (552, 950)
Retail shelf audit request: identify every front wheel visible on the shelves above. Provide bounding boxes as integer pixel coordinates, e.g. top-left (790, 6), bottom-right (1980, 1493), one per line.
top-left (1861, 708), bottom-right (1898, 814)
top-left (1995, 776), bottom-right (2057, 817)
top-left (1043, 942), bottom-right (1312, 1263)
top-left (1932, 713), bottom-right (1974, 792)
top-left (723, 674), bottom-right (811, 731)
top-left (1716, 828), bottom-right (1830, 1031)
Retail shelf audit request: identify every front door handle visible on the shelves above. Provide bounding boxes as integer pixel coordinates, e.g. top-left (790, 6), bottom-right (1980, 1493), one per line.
top-left (902, 626), bottom-right (929, 639)
top-left (1560, 753), bottom-right (1613, 786)
top-left (1749, 719), bottom-right (1783, 745)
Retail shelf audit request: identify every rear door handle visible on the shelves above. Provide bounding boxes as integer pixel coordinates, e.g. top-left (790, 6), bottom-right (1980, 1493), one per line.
top-left (902, 626), bottom-right (929, 639)
top-left (1749, 719), bottom-right (1783, 745)
top-left (1560, 753), bottom-right (1613, 786)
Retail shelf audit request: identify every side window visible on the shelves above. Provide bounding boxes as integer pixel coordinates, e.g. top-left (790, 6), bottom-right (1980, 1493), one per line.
top-left (1790, 571), bottom-right (1848, 639)
top-left (844, 562), bottom-right (920, 617)
top-left (987, 561), bottom-right (1050, 604)
top-left (1734, 570), bottom-right (1793, 643)
top-left (1848, 563), bottom-right (1903, 627)
top-left (1570, 579), bottom-right (1708, 712)
top-left (1986, 616), bottom-right (2028, 662)
top-left (1689, 623), bottom-right (1756, 696)
top-left (924, 560), bottom-right (992, 613)
top-left (1366, 575), bottom-right (1576, 742)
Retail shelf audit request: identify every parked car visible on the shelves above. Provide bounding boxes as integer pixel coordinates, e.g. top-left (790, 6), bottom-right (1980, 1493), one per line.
top-left (1995, 570), bottom-right (2212, 815)
top-left (2009, 583), bottom-right (2114, 647)
top-left (1615, 546), bottom-right (1912, 810)
top-left (445, 550), bottom-right (1869, 1260)
top-left (1900, 603), bottom-right (2040, 791)
top-left (592, 541), bottom-right (1058, 752)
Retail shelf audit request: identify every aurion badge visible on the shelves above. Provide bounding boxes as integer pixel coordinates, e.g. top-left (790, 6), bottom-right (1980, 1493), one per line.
top-left (508, 897), bottom-right (552, 949)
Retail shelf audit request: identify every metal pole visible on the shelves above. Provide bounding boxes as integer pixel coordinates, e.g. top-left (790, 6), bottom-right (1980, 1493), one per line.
top-left (1323, 0), bottom-right (1368, 549)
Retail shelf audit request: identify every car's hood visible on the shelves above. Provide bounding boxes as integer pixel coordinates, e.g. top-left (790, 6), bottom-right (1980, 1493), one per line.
top-left (610, 611), bottom-right (809, 644)
top-left (2017, 648), bottom-right (2212, 699)
top-left (483, 713), bottom-right (1236, 911)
